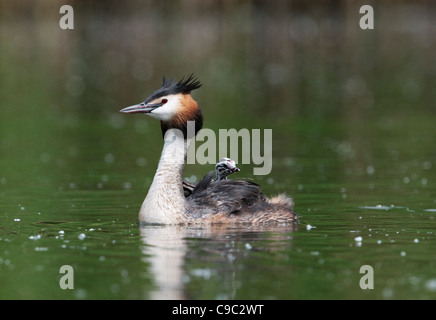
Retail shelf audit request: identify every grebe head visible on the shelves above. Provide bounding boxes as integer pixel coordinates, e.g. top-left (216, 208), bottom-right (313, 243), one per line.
top-left (215, 158), bottom-right (240, 180)
top-left (120, 74), bottom-right (203, 138)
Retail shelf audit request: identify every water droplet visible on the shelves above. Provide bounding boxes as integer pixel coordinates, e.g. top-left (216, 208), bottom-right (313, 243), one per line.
top-left (425, 279), bottom-right (436, 291)
top-left (74, 289), bottom-right (87, 300)
top-left (422, 161), bottom-right (432, 170)
top-left (104, 153), bottom-right (115, 164)
top-left (40, 153), bottom-right (51, 163)
top-left (136, 157), bottom-right (147, 167)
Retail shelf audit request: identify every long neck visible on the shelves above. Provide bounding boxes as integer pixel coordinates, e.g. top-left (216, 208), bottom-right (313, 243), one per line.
top-left (139, 129), bottom-right (191, 224)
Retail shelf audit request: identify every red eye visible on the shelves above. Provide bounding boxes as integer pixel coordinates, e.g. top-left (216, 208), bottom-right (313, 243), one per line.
top-left (161, 98), bottom-right (168, 104)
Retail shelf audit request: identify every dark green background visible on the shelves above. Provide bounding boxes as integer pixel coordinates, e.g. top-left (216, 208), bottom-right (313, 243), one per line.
top-left (1, 1), bottom-right (435, 299)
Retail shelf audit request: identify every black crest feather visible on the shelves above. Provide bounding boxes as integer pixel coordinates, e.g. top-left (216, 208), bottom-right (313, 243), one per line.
top-left (145, 74), bottom-right (202, 103)
top-left (164, 74), bottom-right (202, 94)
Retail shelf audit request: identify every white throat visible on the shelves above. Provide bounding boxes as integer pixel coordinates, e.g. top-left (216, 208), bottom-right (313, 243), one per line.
top-left (139, 129), bottom-right (192, 224)
top-left (146, 95), bottom-right (180, 121)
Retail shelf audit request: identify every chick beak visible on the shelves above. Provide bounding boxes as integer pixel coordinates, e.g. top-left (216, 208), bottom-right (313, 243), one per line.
top-left (120, 102), bottom-right (161, 114)
top-left (233, 167), bottom-right (240, 173)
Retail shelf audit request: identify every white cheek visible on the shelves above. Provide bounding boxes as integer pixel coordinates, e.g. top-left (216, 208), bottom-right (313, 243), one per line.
top-left (148, 98), bottom-right (179, 121)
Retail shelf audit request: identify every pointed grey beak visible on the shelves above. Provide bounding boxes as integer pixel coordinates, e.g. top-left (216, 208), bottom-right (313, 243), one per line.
top-left (120, 102), bottom-right (161, 114)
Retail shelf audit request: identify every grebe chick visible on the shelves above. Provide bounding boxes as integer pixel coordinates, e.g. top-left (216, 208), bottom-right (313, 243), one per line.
top-left (182, 157), bottom-right (239, 197)
top-left (120, 75), bottom-right (297, 225)
top-left (215, 157), bottom-right (240, 181)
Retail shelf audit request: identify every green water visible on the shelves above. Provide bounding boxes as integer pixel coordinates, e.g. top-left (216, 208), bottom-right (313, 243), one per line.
top-left (1, 2), bottom-right (436, 300)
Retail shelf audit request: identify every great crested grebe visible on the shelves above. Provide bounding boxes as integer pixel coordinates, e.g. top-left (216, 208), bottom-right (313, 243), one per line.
top-left (214, 157), bottom-right (240, 180)
top-left (183, 157), bottom-right (240, 197)
top-left (120, 75), bottom-right (297, 225)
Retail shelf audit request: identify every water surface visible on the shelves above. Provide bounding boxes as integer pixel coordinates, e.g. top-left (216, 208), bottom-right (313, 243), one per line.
top-left (1, 1), bottom-right (436, 299)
